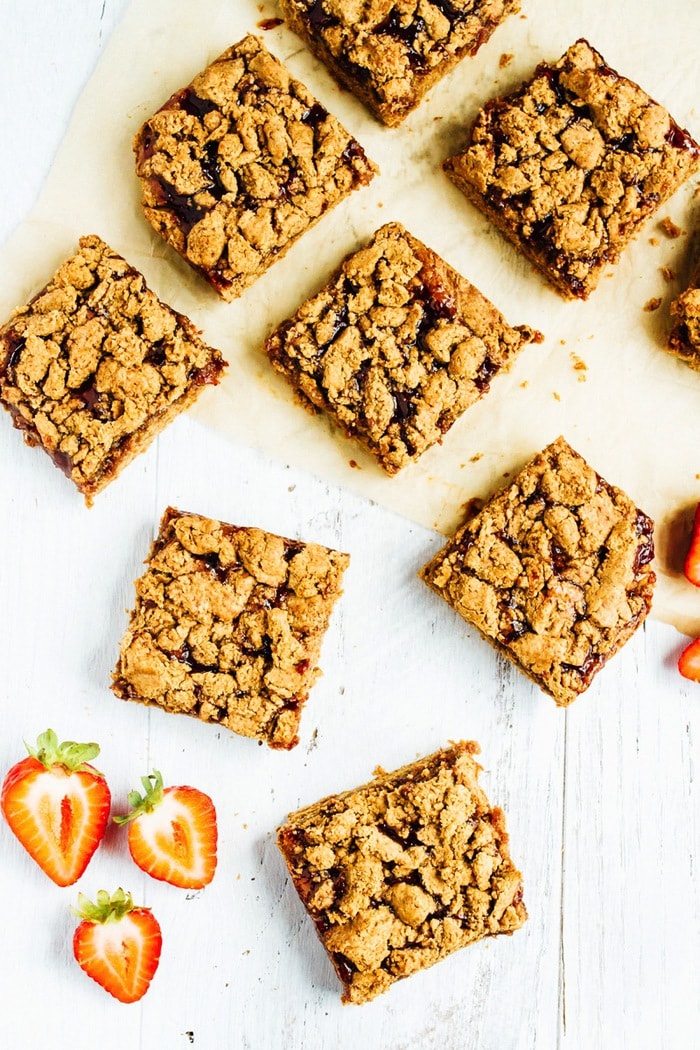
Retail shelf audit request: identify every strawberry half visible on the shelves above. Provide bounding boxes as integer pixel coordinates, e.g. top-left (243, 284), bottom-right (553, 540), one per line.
top-left (685, 503), bottom-right (700, 586)
top-left (73, 888), bottom-right (162, 1003)
top-left (1, 729), bottom-right (111, 886)
top-left (115, 771), bottom-right (217, 889)
top-left (679, 637), bottom-right (700, 681)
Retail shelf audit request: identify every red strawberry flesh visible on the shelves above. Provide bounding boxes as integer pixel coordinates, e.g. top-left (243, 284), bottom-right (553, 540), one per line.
top-left (73, 889), bottom-right (162, 1003)
top-left (1, 730), bottom-right (111, 886)
top-left (684, 503), bottom-right (700, 587)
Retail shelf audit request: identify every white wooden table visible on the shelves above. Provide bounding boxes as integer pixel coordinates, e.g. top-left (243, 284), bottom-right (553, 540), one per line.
top-left (1, 4), bottom-right (699, 1049)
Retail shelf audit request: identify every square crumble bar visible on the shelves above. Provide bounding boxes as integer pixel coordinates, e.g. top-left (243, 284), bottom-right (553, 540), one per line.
top-left (111, 507), bottom-right (349, 750)
top-left (420, 436), bottom-right (656, 705)
top-left (0, 235), bottom-right (225, 505)
top-left (133, 34), bottom-right (378, 301)
top-left (264, 221), bottom-right (542, 474)
top-left (280, 0), bottom-right (522, 127)
top-left (667, 255), bottom-right (700, 370)
top-left (277, 741), bottom-right (526, 1004)
top-left (444, 39), bottom-right (700, 299)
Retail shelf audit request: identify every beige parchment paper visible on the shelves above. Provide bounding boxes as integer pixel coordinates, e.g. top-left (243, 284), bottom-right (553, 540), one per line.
top-left (2, 0), bottom-right (700, 634)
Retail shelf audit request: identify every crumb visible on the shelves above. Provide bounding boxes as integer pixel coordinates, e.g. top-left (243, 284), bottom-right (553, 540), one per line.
top-left (570, 353), bottom-right (587, 381)
top-left (349, 459), bottom-right (360, 469)
top-left (257, 17), bottom-right (284, 29)
top-left (649, 236), bottom-right (660, 247)
top-left (553, 391), bottom-right (561, 401)
top-left (520, 380), bottom-right (529, 388)
top-left (661, 266), bottom-right (676, 282)
top-left (644, 297), bottom-right (663, 312)
top-left (660, 217), bottom-right (683, 238)
top-left (469, 453), bottom-right (483, 462)
top-left (499, 52), bottom-right (514, 68)
top-left (559, 339), bottom-right (566, 345)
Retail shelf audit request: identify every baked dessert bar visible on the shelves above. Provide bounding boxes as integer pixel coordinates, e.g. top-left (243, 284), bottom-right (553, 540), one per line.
top-left (133, 34), bottom-right (377, 301)
top-left (667, 257), bottom-right (700, 370)
top-left (444, 39), bottom-right (700, 299)
top-left (264, 221), bottom-right (542, 474)
top-left (420, 436), bottom-right (655, 705)
top-left (0, 235), bottom-right (225, 505)
top-left (112, 507), bottom-right (349, 750)
top-left (277, 741), bottom-right (526, 1004)
top-left (279, 0), bottom-right (522, 127)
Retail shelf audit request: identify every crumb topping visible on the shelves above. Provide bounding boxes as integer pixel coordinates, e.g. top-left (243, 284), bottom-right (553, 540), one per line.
top-left (265, 222), bottom-right (541, 473)
top-left (445, 39), bottom-right (700, 298)
top-left (277, 741), bottom-right (526, 1003)
top-left (134, 35), bottom-right (377, 300)
top-left (0, 236), bottom-right (224, 502)
top-left (421, 436), bottom-right (655, 705)
top-left (112, 507), bottom-right (349, 749)
top-left (280, 0), bottom-right (521, 125)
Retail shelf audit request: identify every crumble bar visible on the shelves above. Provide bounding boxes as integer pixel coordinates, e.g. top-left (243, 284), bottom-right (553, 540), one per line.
top-left (133, 34), bottom-right (378, 301)
top-left (264, 221), bottom-right (542, 474)
top-left (279, 0), bottom-right (521, 127)
top-left (444, 39), bottom-right (700, 299)
top-left (277, 741), bottom-right (526, 1004)
top-left (420, 436), bottom-right (655, 705)
top-left (0, 235), bottom-right (225, 505)
top-left (667, 257), bottom-right (700, 370)
top-left (111, 507), bottom-right (349, 750)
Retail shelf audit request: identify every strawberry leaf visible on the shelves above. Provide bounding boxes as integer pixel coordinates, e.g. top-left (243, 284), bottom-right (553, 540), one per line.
top-left (114, 770), bottom-right (165, 826)
top-left (26, 728), bottom-right (103, 776)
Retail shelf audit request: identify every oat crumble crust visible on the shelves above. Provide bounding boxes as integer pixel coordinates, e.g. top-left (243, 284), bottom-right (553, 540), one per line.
top-left (111, 507), bottom-right (349, 750)
top-left (133, 34), bottom-right (378, 301)
top-left (668, 258), bottom-right (700, 370)
top-left (279, 0), bottom-right (522, 127)
top-left (0, 235), bottom-right (225, 505)
top-left (264, 221), bottom-right (542, 474)
top-left (420, 436), bottom-right (656, 705)
top-left (277, 741), bottom-right (526, 1004)
top-left (444, 39), bottom-right (700, 299)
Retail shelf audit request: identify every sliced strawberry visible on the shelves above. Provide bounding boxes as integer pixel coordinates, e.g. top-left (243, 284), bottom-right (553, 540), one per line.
top-left (1, 729), bottom-right (111, 886)
top-left (115, 770), bottom-right (217, 889)
top-left (679, 637), bottom-right (700, 681)
top-left (684, 503), bottom-right (700, 586)
top-left (73, 888), bottom-right (162, 1003)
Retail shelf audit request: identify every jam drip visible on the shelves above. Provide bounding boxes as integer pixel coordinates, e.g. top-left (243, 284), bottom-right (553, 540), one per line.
top-left (302, 0), bottom-right (340, 30)
top-left (202, 551), bottom-right (231, 584)
top-left (178, 88), bottom-right (219, 120)
top-left (474, 356), bottom-right (498, 392)
top-left (1, 331), bottom-right (26, 377)
top-left (167, 642), bottom-right (219, 675)
top-left (302, 103), bottom-right (328, 130)
top-left (149, 139), bottom-right (227, 236)
top-left (77, 379), bottom-right (112, 421)
top-left (633, 511), bottom-right (655, 574)
top-left (258, 17), bottom-right (284, 30)
top-left (375, 10), bottom-right (427, 70)
top-left (561, 650), bottom-right (605, 685)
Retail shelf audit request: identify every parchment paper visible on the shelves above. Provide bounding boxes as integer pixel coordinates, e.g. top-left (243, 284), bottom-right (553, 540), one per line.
top-left (2, 0), bottom-right (700, 634)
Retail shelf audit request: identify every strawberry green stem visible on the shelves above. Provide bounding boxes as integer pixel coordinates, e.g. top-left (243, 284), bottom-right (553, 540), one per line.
top-left (113, 770), bottom-right (164, 826)
top-left (73, 888), bottom-right (145, 924)
top-left (27, 728), bottom-right (102, 775)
